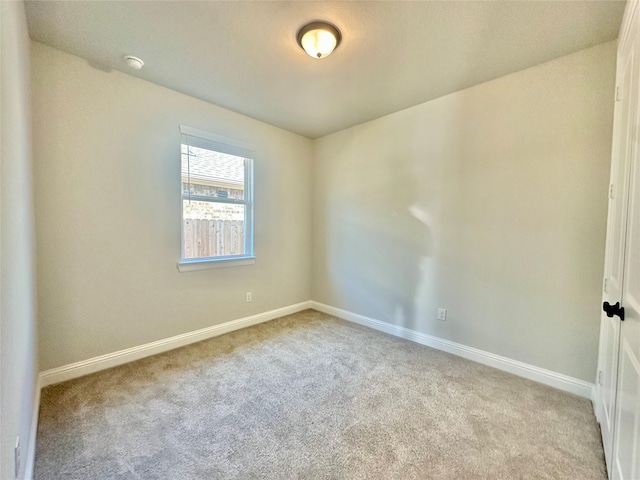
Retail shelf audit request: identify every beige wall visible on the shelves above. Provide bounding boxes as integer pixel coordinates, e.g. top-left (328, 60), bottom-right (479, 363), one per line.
top-left (312, 42), bottom-right (616, 382)
top-left (1, 1), bottom-right (39, 478)
top-left (31, 42), bottom-right (313, 371)
top-left (32, 37), bottom-right (615, 384)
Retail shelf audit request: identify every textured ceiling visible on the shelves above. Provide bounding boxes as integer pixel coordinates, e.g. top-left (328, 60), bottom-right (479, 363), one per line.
top-left (25, 1), bottom-right (625, 139)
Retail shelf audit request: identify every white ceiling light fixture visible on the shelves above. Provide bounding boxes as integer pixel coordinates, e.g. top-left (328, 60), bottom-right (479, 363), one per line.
top-left (124, 55), bottom-right (144, 70)
top-left (296, 21), bottom-right (342, 59)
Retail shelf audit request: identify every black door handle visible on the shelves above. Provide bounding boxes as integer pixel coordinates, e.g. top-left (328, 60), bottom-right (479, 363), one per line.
top-left (603, 301), bottom-right (625, 321)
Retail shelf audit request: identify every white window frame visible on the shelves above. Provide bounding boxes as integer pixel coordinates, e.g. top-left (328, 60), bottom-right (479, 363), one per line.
top-left (178, 125), bottom-right (255, 272)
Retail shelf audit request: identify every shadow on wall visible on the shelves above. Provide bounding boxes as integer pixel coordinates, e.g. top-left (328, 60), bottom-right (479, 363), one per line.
top-left (330, 155), bottom-right (435, 330)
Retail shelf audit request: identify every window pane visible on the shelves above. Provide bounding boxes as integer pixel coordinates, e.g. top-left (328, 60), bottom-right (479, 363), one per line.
top-left (181, 144), bottom-right (245, 200)
top-left (182, 200), bottom-right (245, 258)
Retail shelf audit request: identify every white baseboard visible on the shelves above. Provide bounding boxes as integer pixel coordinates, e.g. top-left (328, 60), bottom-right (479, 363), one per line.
top-left (24, 374), bottom-right (41, 480)
top-left (310, 301), bottom-right (594, 399)
top-left (28, 298), bottom-right (596, 478)
top-left (40, 301), bottom-right (312, 387)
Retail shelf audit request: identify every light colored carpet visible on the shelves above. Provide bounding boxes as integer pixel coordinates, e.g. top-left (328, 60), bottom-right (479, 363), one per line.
top-left (35, 310), bottom-right (606, 479)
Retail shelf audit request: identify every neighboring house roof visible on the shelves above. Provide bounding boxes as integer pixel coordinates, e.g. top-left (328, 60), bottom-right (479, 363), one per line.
top-left (181, 146), bottom-right (244, 186)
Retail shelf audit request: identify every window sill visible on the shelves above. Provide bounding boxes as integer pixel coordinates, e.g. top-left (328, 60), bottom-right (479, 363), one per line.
top-left (177, 256), bottom-right (255, 272)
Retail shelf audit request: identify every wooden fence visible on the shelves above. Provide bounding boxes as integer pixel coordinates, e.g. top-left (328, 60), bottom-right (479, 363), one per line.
top-left (183, 219), bottom-right (244, 258)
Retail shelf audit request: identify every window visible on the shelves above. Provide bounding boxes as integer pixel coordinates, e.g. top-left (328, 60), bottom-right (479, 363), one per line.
top-left (178, 126), bottom-right (254, 271)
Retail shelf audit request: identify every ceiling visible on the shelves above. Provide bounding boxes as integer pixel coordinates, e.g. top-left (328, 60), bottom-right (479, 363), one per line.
top-left (25, 1), bottom-right (625, 139)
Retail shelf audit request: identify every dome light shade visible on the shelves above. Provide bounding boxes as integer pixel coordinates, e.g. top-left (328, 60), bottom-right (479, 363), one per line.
top-left (296, 22), bottom-right (342, 59)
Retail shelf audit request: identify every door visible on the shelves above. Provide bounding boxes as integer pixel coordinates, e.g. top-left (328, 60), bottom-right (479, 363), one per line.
top-left (610, 4), bottom-right (640, 477)
top-left (597, 4), bottom-right (637, 472)
top-left (612, 107), bottom-right (640, 479)
top-left (596, 1), bottom-right (640, 478)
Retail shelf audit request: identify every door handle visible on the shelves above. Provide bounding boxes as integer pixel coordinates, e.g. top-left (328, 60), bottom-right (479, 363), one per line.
top-left (603, 301), bottom-right (625, 321)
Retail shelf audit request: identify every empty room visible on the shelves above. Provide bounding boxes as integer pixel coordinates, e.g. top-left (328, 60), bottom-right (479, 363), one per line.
top-left (2, 0), bottom-right (639, 478)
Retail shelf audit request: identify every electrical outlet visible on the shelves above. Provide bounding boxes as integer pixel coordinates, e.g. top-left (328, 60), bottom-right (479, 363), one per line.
top-left (437, 308), bottom-right (447, 321)
top-left (14, 437), bottom-right (20, 479)
top-left (246, 292), bottom-right (252, 303)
